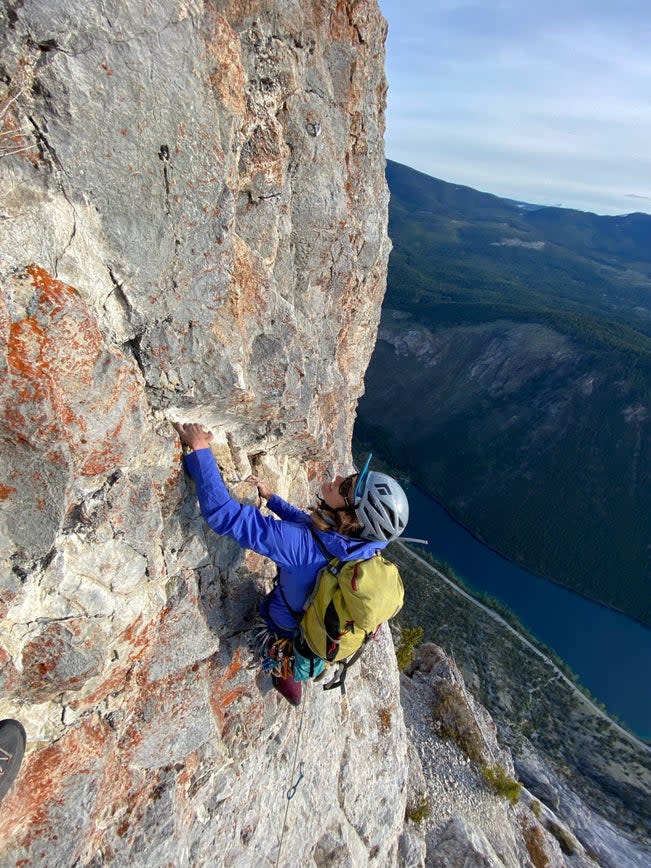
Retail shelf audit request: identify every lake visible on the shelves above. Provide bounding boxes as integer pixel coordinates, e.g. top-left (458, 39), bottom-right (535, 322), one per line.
top-left (403, 482), bottom-right (651, 741)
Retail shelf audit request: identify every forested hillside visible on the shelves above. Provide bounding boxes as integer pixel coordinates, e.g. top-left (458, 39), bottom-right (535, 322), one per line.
top-left (356, 161), bottom-right (651, 626)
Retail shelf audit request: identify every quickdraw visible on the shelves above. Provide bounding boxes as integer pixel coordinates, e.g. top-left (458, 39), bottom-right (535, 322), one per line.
top-left (250, 621), bottom-right (294, 679)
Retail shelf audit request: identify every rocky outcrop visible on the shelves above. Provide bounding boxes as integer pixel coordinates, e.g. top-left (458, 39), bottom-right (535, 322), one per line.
top-left (401, 643), bottom-right (600, 868)
top-left (407, 643), bottom-right (512, 770)
top-left (390, 538), bottom-right (651, 867)
top-left (0, 1), bottom-right (395, 864)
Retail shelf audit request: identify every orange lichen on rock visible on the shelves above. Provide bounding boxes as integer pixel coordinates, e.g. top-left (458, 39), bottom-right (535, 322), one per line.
top-left (27, 264), bottom-right (78, 315)
top-left (230, 236), bottom-right (267, 325)
top-left (205, 12), bottom-right (247, 117)
top-left (68, 661), bottom-right (132, 712)
top-left (0, 102), bottom-right (40, 166)
top-left (207, 648), bottom-right (248, 731)
top-left (7, 318), bottom-right (48, 399)
top-left (4, 267), bottom-right (91, 445)
top-left (0, 482), bottom-right (16, 499)
top-left (329, 0), bottom-right (356, 41)
top-left (68, 616), bottom-right (154, 713)
top-left (3, 264), bottom-right (146, 483)
top-left (0, 717), bottom-right (110, 849)
top-left (205, 648), bottom-right (266, 750)
top-left (218, 685), bottom-right (248, 709)
top-left (3, 712), bottom-right (153, 860)
top-left (223, 647), bottom-right (244, 682)
top-left (174, 750), bottom-right (200, 796)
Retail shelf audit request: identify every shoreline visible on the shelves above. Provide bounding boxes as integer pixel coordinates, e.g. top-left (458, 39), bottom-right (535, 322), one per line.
top-left (396, 541), bottom-right (651, 753)
top-left (407, 480), bottom-right (651, 633)
top-left (353, 439), bottom-right (651, 630)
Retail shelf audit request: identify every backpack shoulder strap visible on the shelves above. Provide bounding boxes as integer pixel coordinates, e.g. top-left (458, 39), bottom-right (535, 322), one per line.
top-left (272, 526), bottom-right (342, 621)
top-left (307, 525), bottom-right (345, 576)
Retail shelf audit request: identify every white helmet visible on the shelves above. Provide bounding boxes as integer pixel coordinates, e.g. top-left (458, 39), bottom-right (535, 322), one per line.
top-left (353, 456), bottom-right (409, 542)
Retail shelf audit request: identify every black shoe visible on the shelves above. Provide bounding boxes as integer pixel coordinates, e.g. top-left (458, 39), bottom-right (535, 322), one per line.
top-left (0, 719), bottom-right (26, 802)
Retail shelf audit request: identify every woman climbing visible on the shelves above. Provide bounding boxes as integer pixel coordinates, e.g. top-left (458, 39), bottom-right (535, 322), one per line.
top-left (173, 422), bottom-right (409, 706)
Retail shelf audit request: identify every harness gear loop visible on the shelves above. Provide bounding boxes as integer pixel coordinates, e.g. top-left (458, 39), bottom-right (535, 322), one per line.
top-left (250, 621), bottom-right (294, 679)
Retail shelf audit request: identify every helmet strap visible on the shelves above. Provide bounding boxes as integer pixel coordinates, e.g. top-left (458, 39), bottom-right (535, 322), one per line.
top-left (315, 502), bottom-right (337, 526)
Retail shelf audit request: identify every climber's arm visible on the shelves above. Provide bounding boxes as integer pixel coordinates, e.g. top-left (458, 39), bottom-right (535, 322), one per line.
top-left (249, 475), bottom-right (311, 522)
top-left (182, 447), bottom-right (312, 568)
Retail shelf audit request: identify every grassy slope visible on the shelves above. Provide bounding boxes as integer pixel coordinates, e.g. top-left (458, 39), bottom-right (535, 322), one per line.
top-left (390, 543), bottom-right (651, 846)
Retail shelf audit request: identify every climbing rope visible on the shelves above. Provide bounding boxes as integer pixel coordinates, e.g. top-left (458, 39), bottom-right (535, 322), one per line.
top-left (248, 618), bottom-right (311, 866)
top-left (274, 687), bottom-right (309, 868)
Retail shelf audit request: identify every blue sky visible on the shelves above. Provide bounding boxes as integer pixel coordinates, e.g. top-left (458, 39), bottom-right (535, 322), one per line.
top-left (379, 0), bottom-right (651, 215)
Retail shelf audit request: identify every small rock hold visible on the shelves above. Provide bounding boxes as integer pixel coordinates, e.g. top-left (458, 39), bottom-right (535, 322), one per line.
top-left (105, 710), bottom-right (123, 730)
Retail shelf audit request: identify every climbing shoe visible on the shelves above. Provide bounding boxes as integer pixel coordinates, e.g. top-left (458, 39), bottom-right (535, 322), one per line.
top-left (272, 674), bottom-right (302, 706)
top-left (0, 719), bottom-right (26, 802)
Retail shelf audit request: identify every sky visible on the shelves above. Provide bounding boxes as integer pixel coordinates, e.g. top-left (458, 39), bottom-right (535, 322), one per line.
top-left (379, 0), bottom-right (651, 215)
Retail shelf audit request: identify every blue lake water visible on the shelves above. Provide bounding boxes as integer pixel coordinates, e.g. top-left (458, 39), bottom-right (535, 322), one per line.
top-left (403, 483), bottom-right (651, 741)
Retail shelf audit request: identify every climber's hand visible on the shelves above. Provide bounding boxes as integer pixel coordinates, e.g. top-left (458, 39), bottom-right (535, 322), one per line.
top-left (248, 476), bottom-right (274, 501)
top-left (173, 422), bottom-right (213, 451)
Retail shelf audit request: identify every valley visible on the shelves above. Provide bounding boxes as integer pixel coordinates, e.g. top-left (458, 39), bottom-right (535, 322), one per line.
top-left (357, 161), bottom-right (651, 626)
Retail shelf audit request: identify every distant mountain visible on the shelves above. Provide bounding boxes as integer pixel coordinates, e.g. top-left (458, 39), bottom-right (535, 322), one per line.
top-left (501, 198), bottom-right (544, 211)
top-left (356, 161), bottom-right (651, 626)
top-left (383, 160), bottom-right (651, 344)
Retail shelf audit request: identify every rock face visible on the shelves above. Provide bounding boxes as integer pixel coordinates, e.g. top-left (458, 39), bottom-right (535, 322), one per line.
top-left (0, 1), bottom-right (396, 864)
top-left (6, 4), bottom-right (645, 866)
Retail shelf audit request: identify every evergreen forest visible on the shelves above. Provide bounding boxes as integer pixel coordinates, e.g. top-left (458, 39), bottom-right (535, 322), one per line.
top-left (356, 160), bottom-right (651, 626)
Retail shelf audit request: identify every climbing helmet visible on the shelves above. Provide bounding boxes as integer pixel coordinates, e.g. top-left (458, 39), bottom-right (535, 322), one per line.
top-left (353, 455), bottom-right (409, 542)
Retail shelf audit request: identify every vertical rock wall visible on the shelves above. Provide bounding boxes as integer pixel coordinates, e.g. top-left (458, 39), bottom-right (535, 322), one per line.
top-left (0, 1), bottom-right (400, 864)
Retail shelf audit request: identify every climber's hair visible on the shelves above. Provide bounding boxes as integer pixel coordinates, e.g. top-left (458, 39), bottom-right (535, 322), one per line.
top-left (310, 504), bottom-right (363, 538)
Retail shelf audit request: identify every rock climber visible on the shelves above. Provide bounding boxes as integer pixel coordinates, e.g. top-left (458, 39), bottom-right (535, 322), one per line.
top-left (173, 422), bottom-right (409, 706)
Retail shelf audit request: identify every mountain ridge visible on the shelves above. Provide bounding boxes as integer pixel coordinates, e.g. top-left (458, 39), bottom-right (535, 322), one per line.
top-left (388, 158), bottom-right (651, 222)
top-left (357, 160), bottom-right (651, 626)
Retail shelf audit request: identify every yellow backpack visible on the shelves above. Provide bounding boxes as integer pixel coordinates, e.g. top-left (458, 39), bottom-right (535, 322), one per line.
top-left (297, 531), bottom-right (404, 693)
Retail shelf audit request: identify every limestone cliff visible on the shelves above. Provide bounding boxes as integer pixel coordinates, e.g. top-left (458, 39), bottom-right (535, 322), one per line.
top-left (0, 1), bottom-right (400, 864)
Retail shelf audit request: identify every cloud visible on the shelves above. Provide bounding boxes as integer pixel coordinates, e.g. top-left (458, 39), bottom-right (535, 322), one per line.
top-left (379, 0), bottom-right (651, 214)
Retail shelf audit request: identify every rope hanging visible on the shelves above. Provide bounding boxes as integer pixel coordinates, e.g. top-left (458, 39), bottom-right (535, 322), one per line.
top-left (274, 685), bottom-right (309, 868)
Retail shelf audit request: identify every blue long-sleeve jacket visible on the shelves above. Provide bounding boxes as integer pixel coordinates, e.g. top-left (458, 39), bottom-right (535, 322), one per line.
top-left (183, 448), bottom-right (386, 632)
